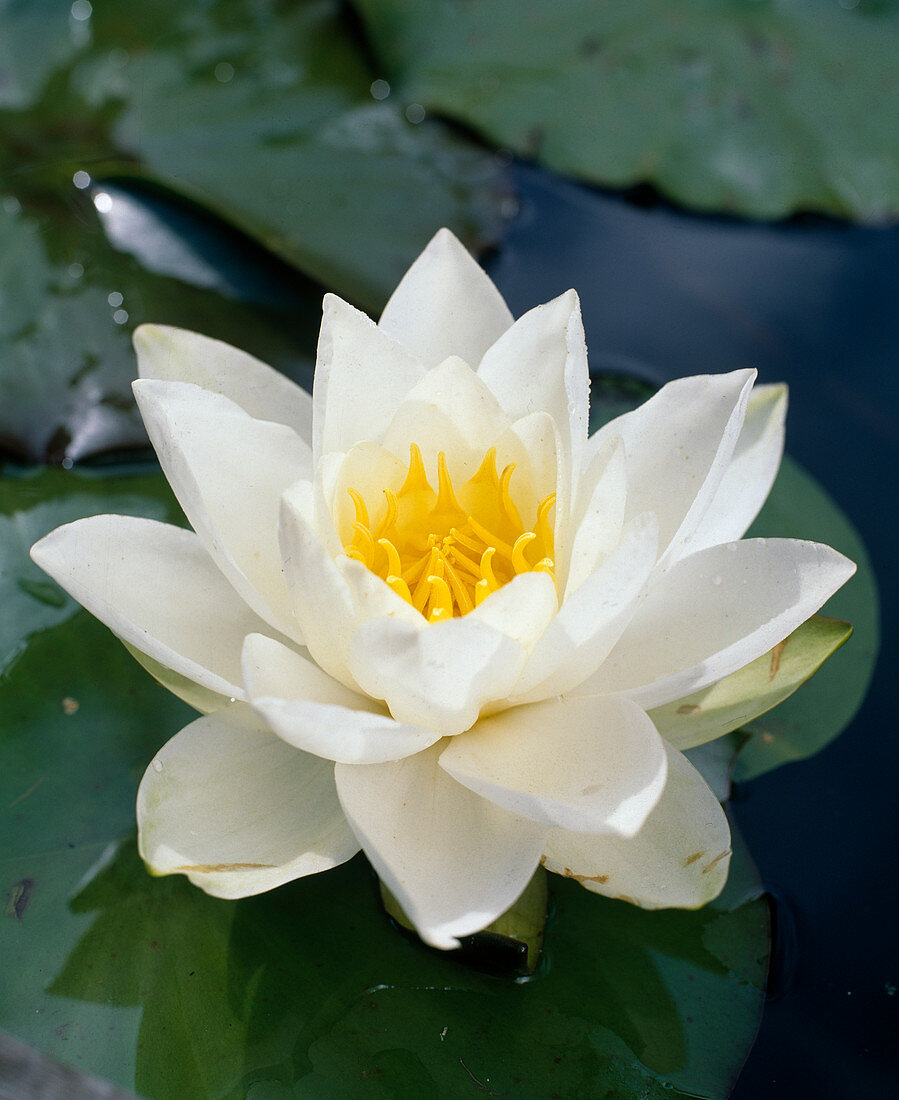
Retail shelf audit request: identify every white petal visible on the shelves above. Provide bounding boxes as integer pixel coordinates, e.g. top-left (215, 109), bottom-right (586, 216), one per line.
top-left (30, 515), bottom-right (275, 700)
top-left (563, 433), bottom-right (627, 596)
top-left (688, 384), bottom-right (788, 554)
top-left (588, 370), bottom-right (755, 566)
top-left (478, 289), bottom-right (589, 481)
top-left (470, 571), bottom-right (558, 651)
top-left (134, 324), bottom-right (312, 443)
top-left (583, 538), bottom-right (857, 709)
top-left (348, 614), bottom-right (527, 735)
top-left (511, 512), bottom-right (659, 702)
top-left (137, 705), bottom-right (359, 898)
top-left (279, 485), bottom-right (357, 687)
top-left (335, 745), bottom-right (547, 949)
top-left (441, 695), bottom-right (668, 836)
top-left (134, 380), bottom-right (311, 639)
top-left (378, 228), bottom-right (513, 369)
top-left (380, 356), bottom-right (512, 479)
top-left (313, 294), bottom-right (426, 461)
top-left (542, 743), bottom-right (731, 909)
top-left (243, 633), bottom-right (440, 764)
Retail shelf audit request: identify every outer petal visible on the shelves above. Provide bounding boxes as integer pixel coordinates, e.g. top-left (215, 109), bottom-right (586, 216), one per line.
top-left (588, 370), bottom-right (755, 567)
top-left (137, 705), bottom-right (359, 898)
top-left (441, 695), bottom-right (668, 836)
top-left (477, 288), bottom-right (589, 487)
top-left (335, 744), bottom-right (548, 949)
top-left (30, 515), bottom-right (274, 701)
top-left (687, 383), bottom-right (788, 554)
top-left (279, 485), bottom-right (357, 688)
top-left (313, 294), bottom-right (426, 461)
top-left (134, 380), bottom-right (311, 640)
top-left (242, 633), bottom-right (441, 764)
top-left (542, 743), bottom-right (731, 909)
top-left (563, 433), bottom-right (627, 596)
top-left (581, 538), bottom-right (856, 709)
top-left (510, 512), bottom-right (658, 702)
top-left (348, 613), bottom-right (528, 735)
top-left (378, 228), bottom-right (513, 369)
top-left (134, 324), bottom-right (313, 443)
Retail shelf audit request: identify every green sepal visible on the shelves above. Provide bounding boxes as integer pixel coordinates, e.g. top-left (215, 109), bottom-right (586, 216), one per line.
top-left (650, 615), bottom-right (853, 753)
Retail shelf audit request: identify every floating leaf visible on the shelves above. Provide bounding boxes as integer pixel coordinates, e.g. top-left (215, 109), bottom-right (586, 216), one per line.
top-left (354, 0), bottom-right (899, 221)
top-left (738, 456), bottom-right (878, 778)
top-left (0, 0), bottom-right (510, 315)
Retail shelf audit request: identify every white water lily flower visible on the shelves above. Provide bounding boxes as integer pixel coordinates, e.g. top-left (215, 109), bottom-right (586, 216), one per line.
top-left (32, 229), bottom-right (855, 949)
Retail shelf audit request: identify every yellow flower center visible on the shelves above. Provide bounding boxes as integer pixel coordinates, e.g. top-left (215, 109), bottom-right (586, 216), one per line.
top-left (344, 443), bottom-right (556, 622)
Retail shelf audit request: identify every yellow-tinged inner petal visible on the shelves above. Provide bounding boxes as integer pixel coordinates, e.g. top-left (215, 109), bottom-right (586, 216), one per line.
top-left (344, 443), bottom-right (556, 620)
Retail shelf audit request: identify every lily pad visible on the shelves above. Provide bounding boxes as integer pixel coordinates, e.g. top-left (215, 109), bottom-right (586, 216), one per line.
top-left (0, 467), bottom-right (768, 1098)
top-left (354, 0), bottom-right (899, 222)
top-left (0, 0), bottom-right (510, 315)
top-left (0, 196), bottom-right (318, 465)
top-left (737, 455), bottom-right (879, 778)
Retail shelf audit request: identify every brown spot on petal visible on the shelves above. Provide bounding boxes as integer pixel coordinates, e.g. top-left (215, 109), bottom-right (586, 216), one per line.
top-left (702, 850), bottom-right (730, 875)
top-left (769, 638), bottom-right (788, 679)
top-left (682, 851), bottom-right (705, 867)
top-left (176, 862), bottom-right (275, 873)
top-left (677, 704), bottom-right (701, 716)
top-left (615, 894), bottom-right (637, 904)
top-left (561, 866), bottom-right (609, 885)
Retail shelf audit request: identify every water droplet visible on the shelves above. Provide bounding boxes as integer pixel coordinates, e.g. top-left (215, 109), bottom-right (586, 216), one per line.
top-left (67, 262), bottom-right (84, 279)
top-left (61, 457), bottom-right (74, 470)
top-left (72, 170), bottom-right (91, 190)
top-left (93, 191), bottom-right (113, 214)
top-left (712, 574), bottom-right (722, 585)
top-left (153, 760), bottom-right (164, 773)
top-left (107, 290), bottom-right (123, 307)
top-left (70, 0), bottom-right (92, 21)
top-left (2, 195), bottom-right (21, 215)
top-left (405, 103), bottom-right (426, 124)
top-left (112, 308), bottom-right (129, 325)
top-left (370, 78), bottom-right (390, 100)
top-left (214, 61), bottom-right (234, 83)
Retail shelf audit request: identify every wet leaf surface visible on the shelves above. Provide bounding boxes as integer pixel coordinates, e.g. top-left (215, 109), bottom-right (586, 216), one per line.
top-left (355, 0), bottom-right (899, 221)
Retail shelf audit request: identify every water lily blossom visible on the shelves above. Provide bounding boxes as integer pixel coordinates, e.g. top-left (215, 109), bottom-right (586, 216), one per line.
top-left (31, 229), bottom-right (855, 949)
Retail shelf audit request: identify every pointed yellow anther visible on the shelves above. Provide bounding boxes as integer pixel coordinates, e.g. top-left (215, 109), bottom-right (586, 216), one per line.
top-left (399, 442), bottom-right (431, 496)
top-left (535, 493), bottom-right (556, 556)
top-left (499, 463), bottom-right (523, 528)
top-left (468, 446), bottom-right (499, 487)
top-left (512, 531), bottom-right (537, 573)
top-left (378, 538), bottom-right (402, 578)
top-left (435, 451), bottom-right (461, 513)
top-left (386, 574), bottom-right (412, 602)
top-left (427, 575), bottom-right (453, 621)
top-left (351, 522), bottom-right (374, 567)
top-left (347, 487), bottom-right (370, 528)
top-left (374, 489), bottom-right (398, 538)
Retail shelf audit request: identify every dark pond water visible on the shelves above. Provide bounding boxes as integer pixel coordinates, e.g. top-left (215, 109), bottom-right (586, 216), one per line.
top-left (491, 166), bottom-right (898, 1097)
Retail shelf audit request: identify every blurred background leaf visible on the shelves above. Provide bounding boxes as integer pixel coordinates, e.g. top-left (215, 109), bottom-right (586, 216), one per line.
top-left (353, 0), bottom-right (899, 222)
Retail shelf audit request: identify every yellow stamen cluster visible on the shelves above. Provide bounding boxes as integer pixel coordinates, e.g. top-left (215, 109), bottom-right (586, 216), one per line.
top-left (344, 444), bottom-right (556, 622)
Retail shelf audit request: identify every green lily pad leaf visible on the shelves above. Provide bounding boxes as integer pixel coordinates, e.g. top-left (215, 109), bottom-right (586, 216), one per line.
top-left (354, 0), bottom-right (899, 221)
top-left (1, 0), bottom-right (510, 315)
top-left (0, 0), bottom-right (80, 109)
top-left (0, 467), bottom-right (767, 1098)
top-left (0, 197), bottom-right (318, 464)
top-left (738, 455), bottom-right (879, 779)
top-left (652, 615), bottom-right (852, 752)
top-left (0, 466), bottom-right (182, 675)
